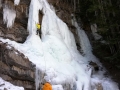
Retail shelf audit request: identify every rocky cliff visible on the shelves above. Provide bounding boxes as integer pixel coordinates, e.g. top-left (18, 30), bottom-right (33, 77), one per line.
top-left (0, 42), bottom-right (35, 90)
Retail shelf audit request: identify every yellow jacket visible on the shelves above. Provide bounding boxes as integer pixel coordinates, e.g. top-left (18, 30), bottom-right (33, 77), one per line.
top-left (42, 82), bottom-right (52, 90)
top-left (36, 24), bottom-right (41, 29)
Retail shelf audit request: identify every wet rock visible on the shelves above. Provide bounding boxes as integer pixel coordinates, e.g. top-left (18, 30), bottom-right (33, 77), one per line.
top-left (96, 83), bottom-right (103, 90)
top-left (4, 88), bottom-right (7, 90)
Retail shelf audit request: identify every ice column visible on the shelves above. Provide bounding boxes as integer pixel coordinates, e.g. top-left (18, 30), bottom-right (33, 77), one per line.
top-left (3, 5), bottom-right (16, 28)
top-left (27, 0), bottom-right (42, 35)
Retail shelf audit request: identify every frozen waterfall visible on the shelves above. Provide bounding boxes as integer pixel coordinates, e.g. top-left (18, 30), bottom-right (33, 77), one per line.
top-left (0, 0), bottom-right (119, 90)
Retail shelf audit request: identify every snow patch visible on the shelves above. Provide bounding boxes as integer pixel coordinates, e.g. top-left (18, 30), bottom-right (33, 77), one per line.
top-left (0, 77), bottom-right (24, 90)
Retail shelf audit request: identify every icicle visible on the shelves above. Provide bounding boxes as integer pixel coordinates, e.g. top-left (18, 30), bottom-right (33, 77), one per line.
top-left (35, 68), bottom-right (41, 90)
top-left (78, 30), bottom-right (92, 55)
top-left (91, 24), bottom-right (102, 40)
top-left (14, 0), bottom-right (20, 5)
top-left (3, 5), bottom-right (16, 28)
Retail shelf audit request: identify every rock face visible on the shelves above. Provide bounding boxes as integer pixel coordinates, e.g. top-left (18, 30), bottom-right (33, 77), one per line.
top-left (0, 42), bottom-right (36, 90)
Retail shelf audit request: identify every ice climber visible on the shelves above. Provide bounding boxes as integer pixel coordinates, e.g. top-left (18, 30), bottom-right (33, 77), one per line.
top-left (36, 23), bottom-right (41, 37)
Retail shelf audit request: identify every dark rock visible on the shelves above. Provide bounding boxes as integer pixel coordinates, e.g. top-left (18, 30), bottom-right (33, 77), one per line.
top-left (4, 88), bottom-right (7, 90)
top-left (0, 42), bottom-right (35, 90)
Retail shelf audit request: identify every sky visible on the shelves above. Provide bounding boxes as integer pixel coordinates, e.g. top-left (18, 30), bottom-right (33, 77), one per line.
top-left (0, 0), bottom-right (119, 90)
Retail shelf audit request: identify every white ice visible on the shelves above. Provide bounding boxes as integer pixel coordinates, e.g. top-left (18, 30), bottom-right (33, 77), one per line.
top-left (14, 0), bottom-right (20, 5)
top-left (3, 5), bottom-right (16, 28)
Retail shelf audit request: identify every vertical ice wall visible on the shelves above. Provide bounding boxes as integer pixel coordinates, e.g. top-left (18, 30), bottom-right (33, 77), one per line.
top-left (71, 16), bottom-right (101, 63)
top-left (71, 17), bottom-right (92, 56)
top-left (27, 0), bottom-right (42, 35)
top-left (27, 0), bottom-right (91, 90)
top-left (26, 0), bottom-right (119, 90)
top-left (27, 0), bottom-right (77, 50)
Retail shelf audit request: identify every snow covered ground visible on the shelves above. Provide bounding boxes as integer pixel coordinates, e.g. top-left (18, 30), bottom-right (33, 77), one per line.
top-left (0, 0), bottom-right (119, 90)
top-left (0, 77), bottom-right (24, 90)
